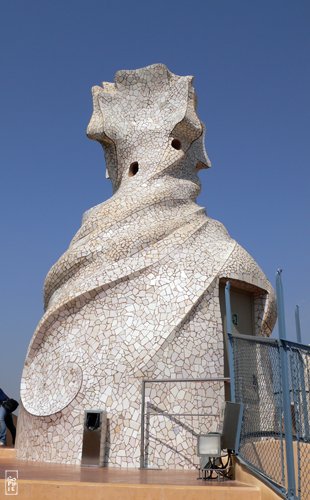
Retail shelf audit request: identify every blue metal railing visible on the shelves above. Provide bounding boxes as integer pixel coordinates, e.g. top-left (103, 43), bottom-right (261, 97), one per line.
top-left (225, 274), bottom-right (310, 500)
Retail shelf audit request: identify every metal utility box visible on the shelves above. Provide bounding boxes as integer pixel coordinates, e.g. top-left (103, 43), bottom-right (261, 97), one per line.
top-left (81, 410), bottom-right (107, 467)
top-left (221, 402), bottom-right (243, 453)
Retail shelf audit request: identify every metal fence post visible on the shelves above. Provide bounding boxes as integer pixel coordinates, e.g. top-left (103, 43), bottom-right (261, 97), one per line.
top-left (225, 281), bottom-right (235, 402)
top-left (140, 380), bottom-right (146, 468)
top-left (298, 352), bottom-right (310, 441)
top-left (295, 305), bottom-right (302, 344)
top-left (276, 270), bottom-right (296, 499)
top-left (295, 306), bottom-right (309, 438)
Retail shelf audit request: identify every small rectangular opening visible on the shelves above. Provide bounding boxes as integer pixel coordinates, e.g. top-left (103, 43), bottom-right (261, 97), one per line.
top-left (81, 410), bottom-right (106, 467)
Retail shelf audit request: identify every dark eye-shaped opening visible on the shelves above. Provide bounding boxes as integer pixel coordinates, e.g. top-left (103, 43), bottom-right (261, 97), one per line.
top-left (171, 139), bottom-right (182, 150)
top-left (128, 161), bottom-right (139, 177)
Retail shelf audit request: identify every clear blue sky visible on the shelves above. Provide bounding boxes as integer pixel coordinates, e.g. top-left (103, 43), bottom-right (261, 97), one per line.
top-left (1, 0), bottom-right (309, 400)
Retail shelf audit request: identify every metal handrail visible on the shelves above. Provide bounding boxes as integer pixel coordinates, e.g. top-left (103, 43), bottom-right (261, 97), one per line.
top-left (140, 376), bottom-right (230, 468)
top-left (231, 332), bottom-right (310, 351)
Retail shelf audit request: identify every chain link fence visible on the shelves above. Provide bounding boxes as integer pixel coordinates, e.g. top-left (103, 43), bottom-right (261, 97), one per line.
top-left (231, 334), bottom-right (310, 499)
top-left (287, 341), bottom-right (310, 499)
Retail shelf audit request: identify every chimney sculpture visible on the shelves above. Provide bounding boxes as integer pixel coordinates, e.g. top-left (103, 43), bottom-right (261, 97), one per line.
top-left (17, 64), bottom-right (276, 468)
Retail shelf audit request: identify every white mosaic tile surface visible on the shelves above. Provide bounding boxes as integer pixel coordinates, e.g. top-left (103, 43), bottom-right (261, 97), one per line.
top-left (16, 64), bottom-right (276, 468)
